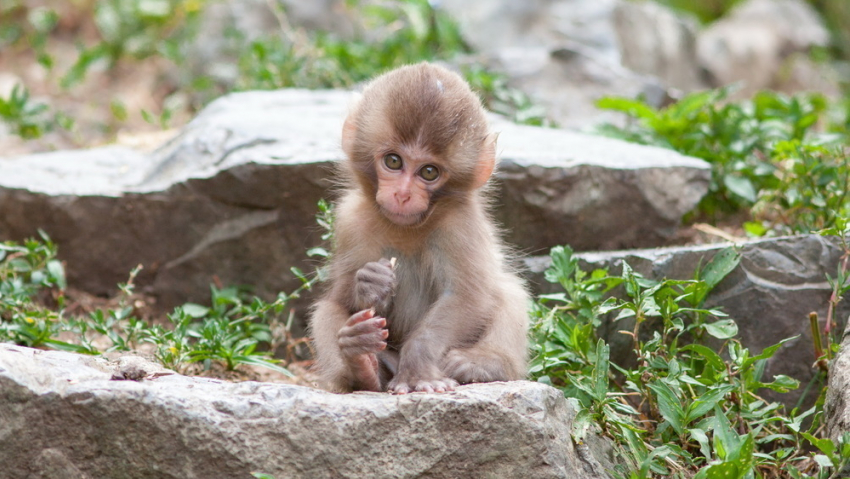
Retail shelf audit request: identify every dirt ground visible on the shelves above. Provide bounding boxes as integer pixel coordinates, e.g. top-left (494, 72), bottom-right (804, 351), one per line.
top-left (0, 14), bottom-right (191, 158)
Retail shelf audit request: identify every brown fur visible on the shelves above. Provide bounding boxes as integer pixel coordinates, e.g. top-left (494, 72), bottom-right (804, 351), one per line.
top-left (310, 62), bottom-right (529, 393)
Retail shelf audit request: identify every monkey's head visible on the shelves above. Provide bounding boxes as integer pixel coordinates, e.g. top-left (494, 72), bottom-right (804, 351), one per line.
top-left (342, 62), bottom-right (496, 227)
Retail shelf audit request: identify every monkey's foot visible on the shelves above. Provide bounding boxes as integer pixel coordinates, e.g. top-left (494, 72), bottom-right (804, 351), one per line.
top-left (442, 349), bottom-right (508, 384)
top-left (388, 377), bottom-right (459, 394)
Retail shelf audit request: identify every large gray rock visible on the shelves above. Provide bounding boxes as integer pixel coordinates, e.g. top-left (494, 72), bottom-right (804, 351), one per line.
top-left (612, 1), bottom-right (706, 92)
top-left (0, 89), bottom-right (708, 309)
top-left (826, 331), bottom-right (850, 442)
top-left (696, 0), bottom-right (830, 94)
top-left (441, 0), bottom-right (672, 128)
top-left (527, 234), bottom-right (849, 406)
top-left (0, 344), bottom-right (615, 479)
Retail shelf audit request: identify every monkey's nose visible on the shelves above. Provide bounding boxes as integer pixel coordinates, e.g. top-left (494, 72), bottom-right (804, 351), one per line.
top-left (395, 190), bottom-right (411, 205)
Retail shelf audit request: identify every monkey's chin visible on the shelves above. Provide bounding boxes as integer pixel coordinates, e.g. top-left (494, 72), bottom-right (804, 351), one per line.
top-left (380, 208), bottom-right (428, 227)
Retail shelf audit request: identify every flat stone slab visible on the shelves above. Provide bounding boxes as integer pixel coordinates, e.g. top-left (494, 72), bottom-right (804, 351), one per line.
top-left (0, 344), bottom-right (614, 479)
top-left (0, 89), bottom-right (708, 309)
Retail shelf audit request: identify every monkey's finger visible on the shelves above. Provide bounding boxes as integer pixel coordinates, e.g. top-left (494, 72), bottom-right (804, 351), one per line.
top-left (346, 308), bottom-right (376, 326)
top-left (356, 266), bottom-right (394, 285)
top-left (339, 335), bottom-right (387, 355)
top-left (340, 317), bottom-right (386, 337)
top-left (339, 324), bottom-right (386, 343)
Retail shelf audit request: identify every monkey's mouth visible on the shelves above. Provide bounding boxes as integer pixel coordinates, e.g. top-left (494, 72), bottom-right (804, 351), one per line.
top-left (380, 208), bottom-right (429, 227)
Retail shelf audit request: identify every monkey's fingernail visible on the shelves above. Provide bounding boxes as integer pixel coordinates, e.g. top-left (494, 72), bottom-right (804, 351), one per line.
top-left (369, 307), bottom-right (376, 315)
top-left (390, 257), bottom-right (397, 269)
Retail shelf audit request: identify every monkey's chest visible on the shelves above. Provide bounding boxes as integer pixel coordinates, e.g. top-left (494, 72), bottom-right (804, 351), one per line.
top-left (385, 258), bottom-right (441, 342)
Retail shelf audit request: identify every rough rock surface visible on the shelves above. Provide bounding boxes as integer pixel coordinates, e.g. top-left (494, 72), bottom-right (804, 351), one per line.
top-left (826, 330), bottom-right (850, 442)
top-left (441, 0), bottom-right (668, 129)
top-left (0, 89), bottom-right (708, 309)
top-left (824, 318), bottom-right (850, 448)
top-left (697, 0), bottom-right (830, 94)
top-left (527, 234), bottom-right (850, 406)
top-left (612, 1), bottom-right (705, 92)
top-left (0, 344), bottom-right (615, 479)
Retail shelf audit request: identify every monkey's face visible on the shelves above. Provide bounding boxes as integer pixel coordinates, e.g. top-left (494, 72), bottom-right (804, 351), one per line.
top-left (374, 146), bottom-right (447, 227)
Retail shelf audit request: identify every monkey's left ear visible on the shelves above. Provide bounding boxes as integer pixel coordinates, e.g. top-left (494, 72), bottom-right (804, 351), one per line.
top-left (472, 132), bottom-right (498, 189)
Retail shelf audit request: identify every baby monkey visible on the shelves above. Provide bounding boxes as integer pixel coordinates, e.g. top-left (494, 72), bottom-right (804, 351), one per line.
top-left (310, 62), bottom-right (529, 394)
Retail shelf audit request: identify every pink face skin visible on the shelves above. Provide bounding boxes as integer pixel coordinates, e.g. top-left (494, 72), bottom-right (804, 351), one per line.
top-left (374, 144), bottom-right (448, 227)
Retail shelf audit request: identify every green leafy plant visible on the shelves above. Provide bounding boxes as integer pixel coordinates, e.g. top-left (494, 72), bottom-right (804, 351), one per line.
top-left (463, 65), bottom-right (553, 127)
top-left (0, 3), bottom-right (59, 68)
top-left (61, 0), bottom-right (206, 88)
top-left (0, 84), bottom-right (70, 139)
top-left (750, 142), bottom-right (850, 235)
top-left (143, 286), bottom-right (296, 375)
top-left (0, 199), bottom-right (334, 377)
top-left (0, 231), bottom-right (70, 349)
top-left (234, 0), bottom-right (467, 91)
top-left (530, 245), bottom-right (850, 477)
top-left (594, 88), bottom-right (843, 223)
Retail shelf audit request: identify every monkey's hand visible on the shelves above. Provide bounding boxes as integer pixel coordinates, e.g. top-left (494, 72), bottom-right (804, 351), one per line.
top-left (338, 308), bottom-right (389, 392)
top-left (354, 258), bottom-right (395, 314)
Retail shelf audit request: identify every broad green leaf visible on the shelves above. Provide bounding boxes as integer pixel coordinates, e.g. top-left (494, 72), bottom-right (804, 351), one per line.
top-left (724, 175), bottom-right (757, 203)
top-left (802, 432), bottom-right (836, 458)
top-left (757, 374), bottom-right (800, 393)
top-left (743, 221), bottom-right (768, 237)
top-left (686, 385), bottom-right (735, 423)
top-left (689, 428), bottom-right (712, 460)
top-left (704, 319), bottom-right (738, 339)
top-left (681, 344), bottom-right (726, 372)
top-left (181, 303), bottom-right (210, 319)
top-left (813, 454), bottom-right (833, 468)
top-left (596, 96), bottom-right (657, 120)
top-left (647, 381), bottom-right (685, 436)
top-left (700, 248), bottom-right (740, 292)
top-left (236, 357), bottom-right (295, 377)
top-left (741, 336), bottom-right (799, 370)
top-left (593, 339), bottom-right (610, 401)
top-left (571, 406), bottom-right (592, 441)
top-left (712, 406), bottom-right (742, 459)
top-left (700, 462), bottom-right (741, 479)
top-left (46, 259), bottom-right (67, 289)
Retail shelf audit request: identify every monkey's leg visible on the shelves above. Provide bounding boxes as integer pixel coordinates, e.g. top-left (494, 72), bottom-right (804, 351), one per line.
top-left (338, 309), bottom-right (389, 391)
top-left (441, 347), bottom-right (514, 384)
top-left (441, 295), bottom-right (528, 384)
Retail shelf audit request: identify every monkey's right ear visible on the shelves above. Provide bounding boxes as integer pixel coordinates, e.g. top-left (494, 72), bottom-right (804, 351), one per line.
top-left (472, 133), bottom-right (498, 189)
top-left (341, 93), bottom-right (363, 156)
top-left (342, 115), bottom-right (356, 156)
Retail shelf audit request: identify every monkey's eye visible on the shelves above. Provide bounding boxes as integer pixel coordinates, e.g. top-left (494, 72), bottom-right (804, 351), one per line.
top-left (419, 165), bottom-right (440, 181)
top-left (384, 154), bottom-right (403, 170)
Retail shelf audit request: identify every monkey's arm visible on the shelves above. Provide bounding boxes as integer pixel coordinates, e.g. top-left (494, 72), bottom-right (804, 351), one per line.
top-left (311, 299), bottom-right (387, 392)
